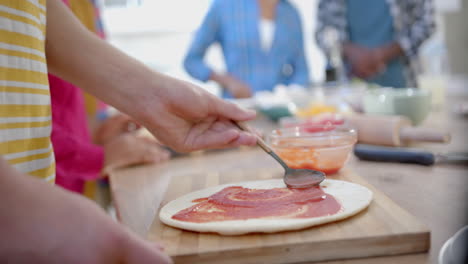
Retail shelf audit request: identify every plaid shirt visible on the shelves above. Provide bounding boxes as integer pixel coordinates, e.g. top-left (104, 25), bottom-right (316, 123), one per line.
top-left (315, 0), bottom-right (436, 87)
top-left (184, 0), bottom-right (309, 97)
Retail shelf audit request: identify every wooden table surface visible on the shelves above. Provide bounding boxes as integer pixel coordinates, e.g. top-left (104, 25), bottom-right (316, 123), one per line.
top-left (110, 91), bottom-right (468, 263)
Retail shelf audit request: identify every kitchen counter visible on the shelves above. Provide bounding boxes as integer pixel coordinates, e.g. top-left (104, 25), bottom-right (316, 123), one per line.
top-left (109, 90), bottom-right (468, 263)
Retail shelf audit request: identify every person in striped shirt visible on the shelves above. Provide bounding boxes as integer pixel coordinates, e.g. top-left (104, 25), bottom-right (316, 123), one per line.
top-left (0, 1), bottom-right (256, 263)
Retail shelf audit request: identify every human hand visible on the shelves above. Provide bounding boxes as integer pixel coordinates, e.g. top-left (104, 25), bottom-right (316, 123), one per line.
top-left (94, 114), bottom-right (140, 145)
top-left (0, 158), bottom-right (172, 264)
top-left (138, 76), bottom-right (257, 153)
top-left (213, 73), bottom-right (252, 99)
top-left (343, 43), bottom-right (386, 79)
top-left (102, 134), bottom-right (170, 175)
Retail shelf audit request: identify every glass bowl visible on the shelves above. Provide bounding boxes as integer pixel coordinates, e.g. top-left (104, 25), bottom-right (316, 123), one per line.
top-left (269, 124), bottom-right (357, 175)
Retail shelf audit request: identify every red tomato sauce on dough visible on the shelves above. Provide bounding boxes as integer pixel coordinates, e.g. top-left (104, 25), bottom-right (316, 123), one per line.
top-left (172, 186), bottom-right (342, 223)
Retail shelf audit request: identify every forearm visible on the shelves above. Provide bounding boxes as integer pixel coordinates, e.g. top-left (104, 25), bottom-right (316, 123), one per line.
top-left (0, 158), bottom-right (20, 200)
top-left (0, 158), bottom-right (51, 207)
top-left (183, 0), bottom-right (219, 82)
top-left (343, 41), bottom-right (403, 62)
top-left (0, 157), bottom-right (51, 259)
top-left (378, 42), bottom-right (404, 62)
top-left (0, 158), bottom-right (29, 256)
top-left (183, 52), bottom-right (213, 82)
top-left (46, 0), bottom-right (168, 123)
top-left (209, 71), bottom-right (227, 86)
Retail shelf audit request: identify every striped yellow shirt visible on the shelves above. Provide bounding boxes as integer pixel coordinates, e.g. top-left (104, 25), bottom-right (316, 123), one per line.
top-left (0, 0), bottom-right (55, 183)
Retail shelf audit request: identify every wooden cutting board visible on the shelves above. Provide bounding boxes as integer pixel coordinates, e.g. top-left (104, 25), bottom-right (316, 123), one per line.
top-left (140, 148), bottom-right (430, 264)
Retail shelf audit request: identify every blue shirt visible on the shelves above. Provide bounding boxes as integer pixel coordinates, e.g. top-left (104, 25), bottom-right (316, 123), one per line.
top-left (183, 0), bottom-right (310, 97)
top-left (346, 0), bottom-right (407, 88)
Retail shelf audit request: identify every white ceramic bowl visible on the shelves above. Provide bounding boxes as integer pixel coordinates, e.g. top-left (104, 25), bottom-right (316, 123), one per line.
top-left (363, 88), bottom-right (431, 125)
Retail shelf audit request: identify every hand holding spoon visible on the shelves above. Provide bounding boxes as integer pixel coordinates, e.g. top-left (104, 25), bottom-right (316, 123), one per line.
top-left (235, 122), bottom-right (325, 188)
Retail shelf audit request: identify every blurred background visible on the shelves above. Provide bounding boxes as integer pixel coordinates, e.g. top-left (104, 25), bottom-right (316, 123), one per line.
top-left (101, 0), bottom-right (468, 97)
top-left (102, 0), bottom-right (320, 96)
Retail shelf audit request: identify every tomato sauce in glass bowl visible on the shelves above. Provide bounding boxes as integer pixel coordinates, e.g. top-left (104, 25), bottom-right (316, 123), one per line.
top-left (269, 123), bottom-right (357, 175)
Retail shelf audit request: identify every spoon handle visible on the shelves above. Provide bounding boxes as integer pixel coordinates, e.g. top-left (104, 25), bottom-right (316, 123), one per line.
top-left (234, 121), bottom-right (273, 153)
top-left (234, 121), bottom-right (290, 171)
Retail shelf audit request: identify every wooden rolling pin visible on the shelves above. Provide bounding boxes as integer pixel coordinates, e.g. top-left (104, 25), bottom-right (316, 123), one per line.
top-left (347, 114), bottom-right (451, 146)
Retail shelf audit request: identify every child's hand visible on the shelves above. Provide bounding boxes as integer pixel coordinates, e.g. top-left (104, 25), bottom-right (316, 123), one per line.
top-left (94, 114), bottom-right (140, 145)
top-left (102, 134), bottom-right (170, 175)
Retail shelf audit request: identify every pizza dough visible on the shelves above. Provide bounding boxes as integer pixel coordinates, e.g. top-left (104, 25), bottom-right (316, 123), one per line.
top-left (159, 179), bottom-right (373, 235)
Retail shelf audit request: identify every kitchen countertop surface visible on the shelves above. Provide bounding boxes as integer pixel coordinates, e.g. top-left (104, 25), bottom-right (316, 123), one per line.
top-left (109, 83), bottom-right (468, 263)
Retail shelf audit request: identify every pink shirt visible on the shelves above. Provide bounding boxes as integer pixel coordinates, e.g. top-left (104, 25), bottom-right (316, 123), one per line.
top-left (49, 75), bottom-right (104, 193)
top-left (50, 0), bottom-right (107, 193)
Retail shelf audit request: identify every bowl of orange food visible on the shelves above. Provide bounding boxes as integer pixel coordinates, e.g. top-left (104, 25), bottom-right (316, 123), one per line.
top-left (269, 123), bottom-right (357, 175)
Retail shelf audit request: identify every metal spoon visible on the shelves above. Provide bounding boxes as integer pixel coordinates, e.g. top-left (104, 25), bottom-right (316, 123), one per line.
top-left (235, 122), bottom-right (325, 188)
